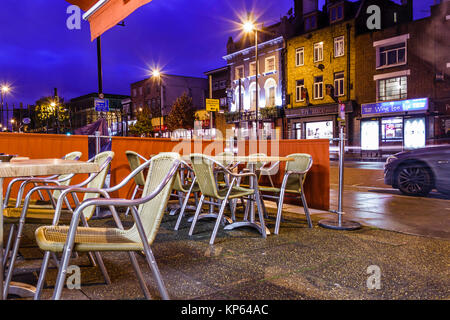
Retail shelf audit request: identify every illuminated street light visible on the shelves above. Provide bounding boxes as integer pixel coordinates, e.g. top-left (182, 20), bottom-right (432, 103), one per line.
top-left (1, 85), bottom-right (11, 129)
top-left (242, 19), bottom-right (260, 140)
top-left (151, 69), bottom-right (163, 137)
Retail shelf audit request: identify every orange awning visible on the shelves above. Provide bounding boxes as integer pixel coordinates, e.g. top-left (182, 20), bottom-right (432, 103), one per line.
top-left (66, 0), bottom-right (152, 41)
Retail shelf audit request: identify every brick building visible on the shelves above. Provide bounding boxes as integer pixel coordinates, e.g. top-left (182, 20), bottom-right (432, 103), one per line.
top-left (284, 0), bottom-right (413, 143)
top-left (66, 93), bottom-right (130, 135)
top-left (355, 0), bottom-right (450, 156)
top-left (130, 74), bottom-right (208, 136)
top-left (223, 13), bottom-right (298, 140)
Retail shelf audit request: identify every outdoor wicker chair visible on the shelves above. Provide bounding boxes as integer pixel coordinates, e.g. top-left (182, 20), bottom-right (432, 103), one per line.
top-left (124, 151), bottom-right (148, 216)
top-left (33, 152), bottom-right (180, 300)
top-left (259, 153), bottom-right (313, 234)
top-left (188, 153), bottom-right (265, 245)
top-left (2, 151), bottom-right (114, 299)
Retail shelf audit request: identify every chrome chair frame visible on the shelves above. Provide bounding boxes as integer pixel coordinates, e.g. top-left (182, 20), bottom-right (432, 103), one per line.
top-left (188, 154), bottom-right (266, 245)
top-left (261, 155), bottom-right (314, 234)
top-left (36, 159), bottom-right (180, 300)
top-left (2, 154), bottom-right (113, 299)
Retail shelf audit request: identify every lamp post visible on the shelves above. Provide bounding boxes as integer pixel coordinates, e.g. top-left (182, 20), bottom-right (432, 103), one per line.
top-left (1, 85), bottom-right (10, 130)
top-left (152, 69), bottom-right (163, 137)
top-left (243, 20), bottom-right (260, 140)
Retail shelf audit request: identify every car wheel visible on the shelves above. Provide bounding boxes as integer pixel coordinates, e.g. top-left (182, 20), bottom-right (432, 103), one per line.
top-left (396, 165), bottom-right (433, 196)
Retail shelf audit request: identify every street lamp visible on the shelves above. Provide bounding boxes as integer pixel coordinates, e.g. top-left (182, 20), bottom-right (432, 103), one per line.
top-left (152, 69), bottom-right (163, 137)
top-left (242, 20), bottom-right (260, 140)
top-left (1, 85), bottom-right (10, 130)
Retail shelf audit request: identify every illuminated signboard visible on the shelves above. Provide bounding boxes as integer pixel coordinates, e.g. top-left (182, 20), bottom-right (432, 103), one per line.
top-left (361, 98), bottom-right (428, 115)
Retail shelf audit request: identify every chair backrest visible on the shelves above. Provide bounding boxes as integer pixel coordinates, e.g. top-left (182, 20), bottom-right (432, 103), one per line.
top-left (189, 153), bottom-right (220, 199)
top-left (82, 151), bottom-right (115, 219)
top-left (247, 153), bottom-right (267, 171)
top-left (216, 151), bottom-right (234, 167)
top-left (125, 152), bottom-right (180, 244)
top-left (284, 153), bottom-right (313, 192)
top-left (126, 151), bottom-right (147, 186)
top-left (51, 151), bottom-right (83, 200)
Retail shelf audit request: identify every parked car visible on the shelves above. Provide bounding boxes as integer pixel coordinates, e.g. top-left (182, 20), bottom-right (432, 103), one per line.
top-left (384, 145), bottom-right (450, 196)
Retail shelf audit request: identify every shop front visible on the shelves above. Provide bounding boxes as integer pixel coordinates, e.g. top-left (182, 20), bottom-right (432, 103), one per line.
top-left (285, 102), bottom-right (354, 143)
top-left (360, 98), bottom-right (429, 155)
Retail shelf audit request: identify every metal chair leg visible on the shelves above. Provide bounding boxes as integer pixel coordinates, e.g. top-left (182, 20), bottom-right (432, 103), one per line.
top-left (274, 174), bottom-right (289, 235)
top-left (93, 252), bottom-right (111, 285)
top-left (175, 178), bottom-right (196, 231)
top-left (300, 191), bottom-right (313, 228)
top-left (3, 225), bottom-right (15, 269)
top-left (128, 252), bottom-right (151, 299)
top-left (3, 216), bottom-right (27, 299)
top-left (34, 251), bottom-right (51, 300)
top-left (188, 194), bottom-right (205, 236)
top-left (209, 195), bottom-right (230, 245)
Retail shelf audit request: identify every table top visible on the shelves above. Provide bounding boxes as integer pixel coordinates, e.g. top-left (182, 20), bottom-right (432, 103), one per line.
top-left (0, 158), bottom-right (100, 178)
top-left (184, 155), bottom-right (294, 163)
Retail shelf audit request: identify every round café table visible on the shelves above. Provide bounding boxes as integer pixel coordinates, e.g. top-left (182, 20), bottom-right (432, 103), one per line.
top-left (185, 155), bottom-right (294, 238)
top-left (0, 158), bottom-right (100, 299)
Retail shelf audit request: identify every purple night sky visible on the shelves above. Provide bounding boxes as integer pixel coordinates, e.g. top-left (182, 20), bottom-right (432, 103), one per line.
top-left (0, 0), bottom-right (435, 107)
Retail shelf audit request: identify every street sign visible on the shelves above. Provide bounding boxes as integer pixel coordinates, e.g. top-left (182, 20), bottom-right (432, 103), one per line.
top-left (206, 99), bottom-right (220, 112)
top-left (95, 99), bottom-right (110, 112)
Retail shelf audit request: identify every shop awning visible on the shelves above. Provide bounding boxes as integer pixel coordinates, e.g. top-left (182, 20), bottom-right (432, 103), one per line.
top-left (66, 0), bottom-right (152, 41)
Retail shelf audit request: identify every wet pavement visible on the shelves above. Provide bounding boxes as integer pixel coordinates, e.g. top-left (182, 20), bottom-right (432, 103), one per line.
top-left (5, 160), bottom-right (449, 301)
top-left (7, 202), bottom-right (450, 301)
top-left (328, 162), bottom-right (450, 239)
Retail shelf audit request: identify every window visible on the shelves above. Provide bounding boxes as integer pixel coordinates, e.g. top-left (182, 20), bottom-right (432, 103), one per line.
top-left (220, 80), bottom-right (227, 89)
top-left (296, 47), bottom-right (304, 66)
top-left (330, 5), bottom-right (344, 22)
top-left (334, 36), bottom-right (345, 57)
top-left (250, 61), bottom-right (256, 76)
top-left (294, 122), bottom-right (302, 139)
top-left (235, 66), bottom-right (244, 80)
top-left (381, 117), bottom-right (403, 142)
top-left (139, 87), bottom-right (143, 95)
top-left (314, 76), bottom-right (323, 99)
top-left (334, 72), bottom-right (345, 97)
top-left (264, 78), bottom-right (277, 108)
top-left (378, 42), bottom-right (406, 68)
top-left (265, 56), bottom-right (276, 73)
top-left (296, 79), bottom-right (305, 102)
top-left (314, 42), bottom-right (323, 62)
top-left (250, 83), bottom-right (257, 109)
top-left (378, 76), bottom-right (407, 101)
top-left (234, 86), bottom-right (244, 111)
top-left (213, 81), bottom-right (219, 91)
top-left (132, 88), bottom-right (137, 97)
top-left (305, 15), bottom-right (316, 31)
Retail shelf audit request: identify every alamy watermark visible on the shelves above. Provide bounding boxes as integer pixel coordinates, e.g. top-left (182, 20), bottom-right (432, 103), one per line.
top-left (66, 5), bottom-right (82, 30)
top-left (366, 265), bottom-right (381, 290)
top-left (66, 265), bottom-right (81, 290)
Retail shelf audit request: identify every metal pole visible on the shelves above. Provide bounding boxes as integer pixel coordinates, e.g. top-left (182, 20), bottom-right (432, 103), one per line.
top-left (318, 123), bottom-right (361, 230)
top-left (255, 29), bottom-right (259, 140)
top-left (159, 77), bottom-right (162, 137)
top-left (97, 37), bottom-right (103, 95)
top-left (338, 125), bottom-right (345, 225)
top-left (95, 131), bottom-right (101, 155)
top-left (1, 91), bottom-right (3, 130)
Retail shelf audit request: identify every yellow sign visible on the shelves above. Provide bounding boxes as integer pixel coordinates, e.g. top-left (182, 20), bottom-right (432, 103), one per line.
top-left (206, 99), bottom-right (220, 112)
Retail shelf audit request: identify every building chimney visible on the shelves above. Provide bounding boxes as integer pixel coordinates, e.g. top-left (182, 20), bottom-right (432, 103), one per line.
top-left (303, 0), bottom-right (319, 14)
top-left (294, 0), bottom-right (303, 18)
top-left (401, 0), bottom-right (414, 21)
